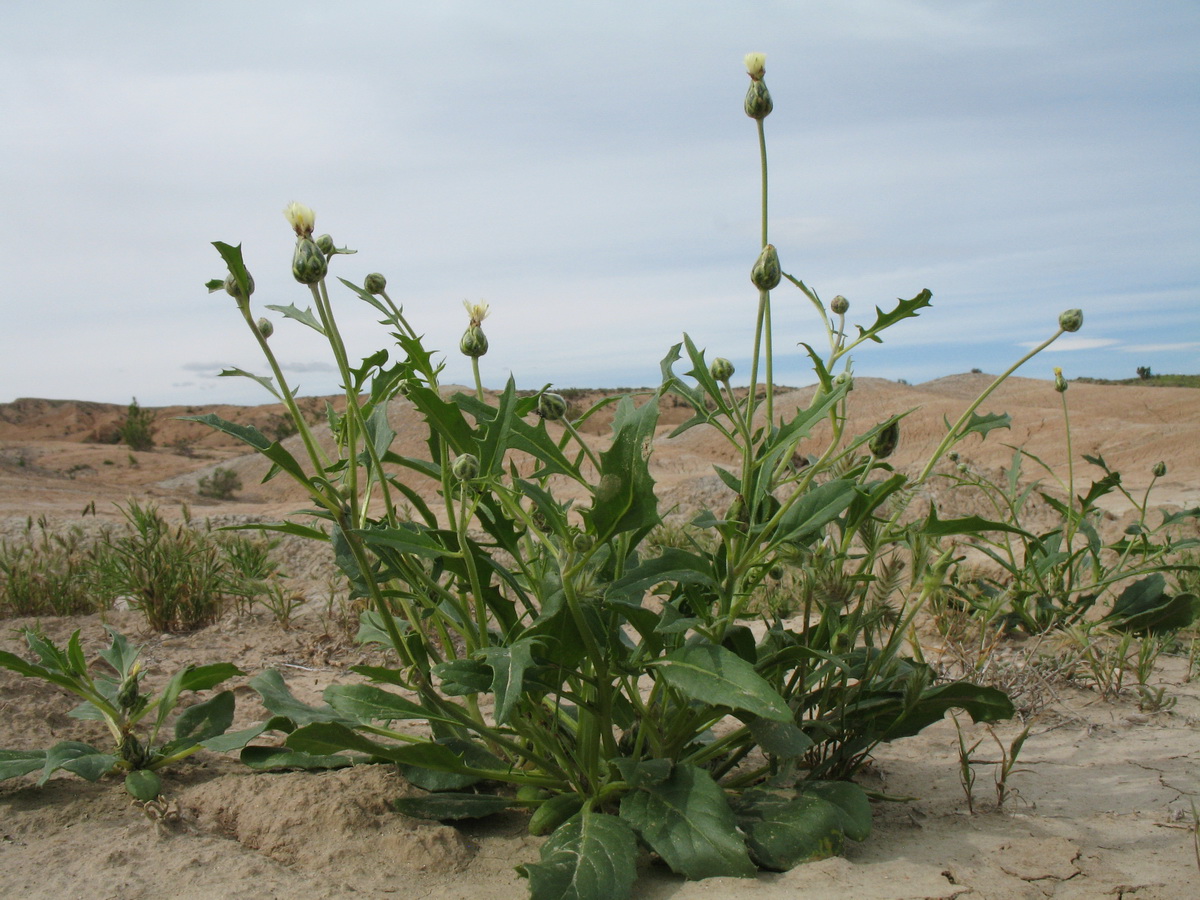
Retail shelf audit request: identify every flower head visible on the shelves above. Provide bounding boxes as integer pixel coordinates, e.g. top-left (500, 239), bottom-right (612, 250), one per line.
top-left (744, 53), bottom-right (766, 81)
top-left (283, 201), bottom-right (316, 237)
top-left (463, 299), bottom-right (491, 328)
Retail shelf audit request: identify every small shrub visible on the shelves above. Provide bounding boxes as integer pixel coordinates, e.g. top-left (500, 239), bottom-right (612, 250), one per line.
top-left (0, 519), bottom-right (104, 617)
top-left (118, 397), bottom-right (156, 451)
top-left (198, 467), bottom-right (242, 500)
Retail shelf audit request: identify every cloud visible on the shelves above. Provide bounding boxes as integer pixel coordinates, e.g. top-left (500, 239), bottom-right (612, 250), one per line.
top-left (1121, 342), bottom-right (1200, 353)
top-left (1022, 337), bottom-right (1121, 352)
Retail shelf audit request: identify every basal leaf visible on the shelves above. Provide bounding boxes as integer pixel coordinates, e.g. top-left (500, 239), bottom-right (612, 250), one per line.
top-left (735, 788), bottom-right (844, 870)
top-left (324, 683), bottom-right (450, 725)
top-left (393, 792), bottom-right (513, 821)
top-left (619, 761), bottom-right (756, 880)
top-left (519, 810), bottom-right (639, 900)
top-left (1104, 575), bottom-right (1200, 634)
top-left (0, 749), bottom-right (46, 781)
top-left (124, 769), bottom-right (162, 802)
top-left (653, 645), bottom-right (792, 722)
top-left (41, 741), bottom-right (115, 785)
top-left (239, 745), bottom-right (359, 771)
top-left (174, 690), bottom-right (235, 744)
top-left (249, 669), bottom-right (357, 727)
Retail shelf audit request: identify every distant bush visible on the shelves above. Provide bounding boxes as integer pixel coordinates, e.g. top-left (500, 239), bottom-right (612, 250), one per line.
top-left (198, 467), bottom-right (242, 500)
top-left (1137, 365), bottom-right (1152, 380)
top-left (118, 397), bottom-right (156, 451)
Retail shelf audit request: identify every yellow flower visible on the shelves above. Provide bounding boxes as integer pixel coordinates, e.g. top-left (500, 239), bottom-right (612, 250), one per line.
top-left (463, 299), bottom-right (491, 327)
top-left (744, 52), bottom-right (766, 81)
top-left (283, 201), bottom-right (316, 237)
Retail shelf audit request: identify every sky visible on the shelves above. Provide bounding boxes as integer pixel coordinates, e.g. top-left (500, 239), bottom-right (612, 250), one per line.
top-left (1, 1), bottom-right (1197, 407)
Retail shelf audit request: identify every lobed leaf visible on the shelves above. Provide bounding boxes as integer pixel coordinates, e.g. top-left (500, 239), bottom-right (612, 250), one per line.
top-left (519, 810), bottom-right (639, 900)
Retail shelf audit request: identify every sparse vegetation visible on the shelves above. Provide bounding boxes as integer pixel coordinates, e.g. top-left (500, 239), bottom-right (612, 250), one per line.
top-left (118, 397), bottom-right (156, 451)
top-left (197, 466), bottom-right (242, 500)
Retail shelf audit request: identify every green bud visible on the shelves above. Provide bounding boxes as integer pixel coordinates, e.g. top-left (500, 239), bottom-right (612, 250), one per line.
top-left (223, 271), bottom-right (255, 304)
top-left (751, 244), bottom-right (781, 291)
top-left (116, 670), bottom-right (140, 712)
top-left (451, 453), bottom-right (479, 481)
top-left (834, 372), bottom-right (853, 390)
top-left (256, 317), bottom-right (274, 339)
top-left (459, 325), bottom-right (489, 358)
top-left (315, 233), bottom-right (336, 256)
top-left (744, 79), bottom-right (773, 120)
top-left (709, 357), bottom-right (735, 382)
top-left (572, 532), bottom-right (594, 553)
top-left (537, 392), bottom-right (568, 421)
top-left (364, 272), bottom-right (387, 294)
top-left (1058, 308), bottom-right (1083, 333)
top-left (869, 421), bottom-right (900, 459)
top-left (292, 237), bottom-right (328, 284)
top-left (1152, 461), bottom-right (1167, 478)
top-left (1053, 367), bottom-right (1068, 393)
top-left (830, 295), bottom-right (849, 315)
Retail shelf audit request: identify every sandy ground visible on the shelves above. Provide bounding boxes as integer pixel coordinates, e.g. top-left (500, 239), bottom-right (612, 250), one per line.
top-left (1, 377), bottom-right (1198, 899)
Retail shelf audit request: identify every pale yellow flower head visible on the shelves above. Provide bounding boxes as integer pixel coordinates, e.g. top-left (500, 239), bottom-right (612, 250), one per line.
top-left (463, 299), bottom-right (491, 327)
top-left (283, 201), bottom-right (316, 237)
top-left (744, 52), bottom-right (766, 81)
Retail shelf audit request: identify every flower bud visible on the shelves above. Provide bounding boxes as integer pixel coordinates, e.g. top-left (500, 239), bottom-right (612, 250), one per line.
top-left (1152, 461), bottom-right (1167, 478)
top-left (709, 357), bottom-right (735, 382)
top-left (463, 299), bottom-right (491, 328)
top-left (316, 233), bottom-right (336, 256)
top-left (223, 271), bottom-right (255, 304)
top-left (460, 326), bottom-right (489, 358)
top-left (751, 244), bottom-right (781, 291)
top-left (283, 201), bottom-right (316, 237)
top-left (537, 392), bottom-right (568, 421)
top-left (869, 421), bottom-right (900, 459)
top-left (256, 317), bottom-right (274, 339)
top-left (572, 532), bottom-right (594, 553)
top-left (451, 453), bottom-right (479, 481)
top-left (364, 272), bottom-right (387, 294)
top-left (117, 665), bottom-right (141, 712)
top-left (744, 79), bottom-right (774, 120)
top-left (834, 372), bottom-right (853, 390)
top-left (1053, 366), bottom-right (1068, 393)
top-left (1058, 308), bottom-right (1083, 333)
top-left (830, 295), bottom-right (849, 315)
top-left (292, 237), bottom-right (328, 284)
top-left (744, 53), bottom-right (766, 81)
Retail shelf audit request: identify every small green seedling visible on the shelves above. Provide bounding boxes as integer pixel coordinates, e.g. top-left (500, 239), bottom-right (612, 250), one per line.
top-left (0, 627), bottom-right (251, 799)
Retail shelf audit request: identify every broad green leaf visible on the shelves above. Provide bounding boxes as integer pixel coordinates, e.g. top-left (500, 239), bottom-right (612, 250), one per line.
top-left (174, 690), bottom-right (236, 744)
top-left (212, 241), bottom-right (251, 304)
top-left (179, 413), bottom-right (309, 484)
top-left (40, 741), bottom-right (115, 785)
top-left (920, 505), bottom-right (1033, 540)
top-left (519, 810), bottom-right (639, 900)
top-left (178, 662), bottom-right (243, 694)
top-left (0, 749), bottom-right (46, 781)
top-left (433, 658), bottom-right (493, 696)
top-left (324, 683), bottom-right (450, 725)
top-left (801, 781), bottom-right (873, 842)
top-left (393, 792), bottom-right (513, 821)
top-left (735, 789), bottom-right (844, 870)
top-left (249, 670), bottom-right (356, 727)
top-left (749, 717), bottom-right (814, 758)
top-left (202, 723), bottom-right (270, 753)
top-left (585, 396), bottom-right (660, 541)
top-left (619, 762), bottom-right (756, 880)
top-left (124, 769), bottom-right (162, 801)
top-left (876, 682), bottom-right (1014, 742)
top-left (1104, 575), bottom-right (1200, 634)
top-left (775, 479), bottom-right (858, 544)
top-left (285, 723), bottom-right (468, 772)
top-left (480, 638), bottom-right (540, 725)
top-left (607, 548), bottom-right (719, 600)
top-left (218, 367), bottom-right (280, 400)
top-left (956, 411), bottom-right (1011, 441)
top-left (0, 649), bottom-right (82, 694)
top-left (239, 745), bottom-right (358, 771)
top-left (397, 737), bottom-right (503, 792)
top-left (851, 289), bottom-right (933, 345)
top-left (653, 645), bottom-right (792, 722)
top-left (354, 522), bottom-right (447, 559)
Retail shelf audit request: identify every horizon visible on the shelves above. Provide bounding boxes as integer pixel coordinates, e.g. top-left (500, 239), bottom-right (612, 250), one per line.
top-left (2, 2), bottom-right (1197, 407)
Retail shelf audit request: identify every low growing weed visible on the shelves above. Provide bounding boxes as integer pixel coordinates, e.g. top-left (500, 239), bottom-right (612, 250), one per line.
top-left (182, 53), bottom-right (1120, 900)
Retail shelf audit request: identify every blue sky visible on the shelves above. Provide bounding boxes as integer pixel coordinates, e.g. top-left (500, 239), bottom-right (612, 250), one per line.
top-left (1, 1), bottom-right (1196, 406)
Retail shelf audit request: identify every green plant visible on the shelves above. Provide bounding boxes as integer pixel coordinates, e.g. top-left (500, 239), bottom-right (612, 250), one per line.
top-left (0, 519), bottom-right (104, 617)
top-left (91, 501), bottom-right (230, 632)
top-left (184, 54), bottom-right (1114, 900)
top-left (0, 628), bottom-right (249, 799)
top-left (197, 466), bottom-right (242, 500)
top-left (118, 397), bottom-right (156, 451)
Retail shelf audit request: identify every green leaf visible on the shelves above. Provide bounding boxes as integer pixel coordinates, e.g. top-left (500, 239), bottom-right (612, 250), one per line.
top-left (249, 670), bottom-right (356, 727)
top-left (201, 723), bottom-right (270, 753)
top-left (178, 413), bottom-right (310, 484)
top-left (653, 645), bottom-right (792, 722)
top-left (607, 548), bottom-right (719, 600)
top-left (0, 749), bottom-right (46, 781)
top-left (393, 792), bottom-right (513, 821)
top-left (323, 683), bottom-right (449, 725)
top-left (174, 690), bottom-right (236, 744)
top-left (851, 289), bottom-right (933, 345)
top-left (40, 741), bottom-right (115, 785)
top-left (1104, 575), bottom-right (1200, 634)
top-left (956, 411), bottom-right (1011, 441)
top-left (212, 241), bottom-right (252, 305)
top-left (480, 638), bottom-right (540, 725)
top-left (178, 662), bottom-right (243, 694)
top-left (920, 505), bottom-right (1033, 540)
top-left (397, 737), bottom-right (503, 792)
top-left (519, 810), bottom-right (639, 900)
top-left (585, 396), bottom-right (660, 541)
top-left (264, 302), bottom-right (326, 335)
top-left (239, 745), bottom-right (359, 771)
top-left (749, 717), bottom-right (814, 758)
top-left (217, 367), bottom-right (281, 400)
top-left (125, 769), bottom-right (162, 802)
top-left (878, 681), bottom-right (1014, 742)
top-left (285, 723), bottom-right (468, 772)
top-left (433, 658), bottom-right (493, 696)
top-left (775, 479), bottom-right (858, 544)
top-left (619, 762), bottom-right (756, 880)
top-left (735, 788), bottom-right (844, 870)
top-left (801, 781), bottom-right (873, 842)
